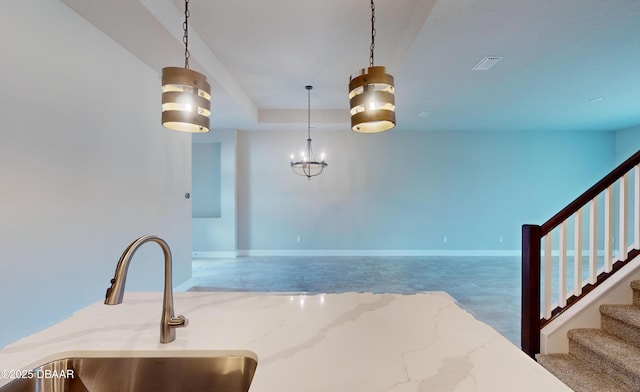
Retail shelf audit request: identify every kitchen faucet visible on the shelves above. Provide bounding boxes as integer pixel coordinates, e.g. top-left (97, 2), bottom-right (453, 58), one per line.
top-left (104, 235), bottom-right (188, 343)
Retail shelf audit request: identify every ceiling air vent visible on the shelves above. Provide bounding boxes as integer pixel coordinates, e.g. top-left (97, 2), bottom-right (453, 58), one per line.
top-left (472, 56), bottom-right (503, 71)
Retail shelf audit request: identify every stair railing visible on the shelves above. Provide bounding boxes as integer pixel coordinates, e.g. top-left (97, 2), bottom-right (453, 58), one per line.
top-left (522, 149), bottom-right (640, 358)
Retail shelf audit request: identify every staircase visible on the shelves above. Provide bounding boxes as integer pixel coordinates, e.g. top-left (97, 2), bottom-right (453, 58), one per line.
top-left (538, 280), bottom-right (640, 392)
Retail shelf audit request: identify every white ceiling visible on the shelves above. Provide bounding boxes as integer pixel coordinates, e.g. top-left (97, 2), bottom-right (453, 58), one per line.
top-left (61, 0), bottom-right (640, 133)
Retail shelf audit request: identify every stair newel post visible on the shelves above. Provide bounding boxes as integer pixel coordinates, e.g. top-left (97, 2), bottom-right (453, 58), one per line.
top-left (522, 224), bottom-right (542, 358)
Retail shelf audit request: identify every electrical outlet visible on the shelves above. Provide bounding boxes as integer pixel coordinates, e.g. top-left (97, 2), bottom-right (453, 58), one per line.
top-left (297, 236), bottom-right (301, 243)
top-left (499, 236), bottom-right (504, 243)
top-left (443, 236), bottom-right (448, 243)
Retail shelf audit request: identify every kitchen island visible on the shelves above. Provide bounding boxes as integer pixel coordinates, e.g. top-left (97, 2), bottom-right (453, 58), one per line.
top-left (0, 292), bottom-right (569, 391)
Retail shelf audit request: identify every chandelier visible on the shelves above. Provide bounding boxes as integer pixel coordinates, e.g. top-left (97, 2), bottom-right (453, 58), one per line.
top-left (348, 0), bottom-right (396, 133)
top-left (161, 0), bottom-right (211, 133)
top-left (290, 85), bottom-right (327, 179)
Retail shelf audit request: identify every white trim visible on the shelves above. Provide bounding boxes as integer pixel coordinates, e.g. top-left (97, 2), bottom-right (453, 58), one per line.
top-left (174, 278), bottom-right (194, 292)
top-left (235, 249), bottom-right (521, 257)
top-left (193, 248), bottom-right (631, 258)
top-left (192, 251), bottom-right (237, 258)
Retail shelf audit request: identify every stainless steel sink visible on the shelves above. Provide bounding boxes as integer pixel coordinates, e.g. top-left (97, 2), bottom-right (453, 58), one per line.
top-left (0, 355), bottom-right (257, 392)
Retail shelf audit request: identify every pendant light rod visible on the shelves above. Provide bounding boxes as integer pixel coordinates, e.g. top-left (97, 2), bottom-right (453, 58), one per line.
top-left (183, 0), bottom-right (191, 69)
top-left (304, 85), bottom-right (314, 167)
top-left (306, 85), bottom-right (312, 142)
top-left (369, 0), bottom-right (375, 67)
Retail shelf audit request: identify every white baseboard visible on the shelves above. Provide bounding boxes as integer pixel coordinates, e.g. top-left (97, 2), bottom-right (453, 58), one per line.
top-left (174, 278), bottom-right (193, 292)
top-left (234, 249), bottom-right (521, 257)
top-left (192, 247), bottom-right (634, 259)
top-left (192, 251), bottom-right (238, 258)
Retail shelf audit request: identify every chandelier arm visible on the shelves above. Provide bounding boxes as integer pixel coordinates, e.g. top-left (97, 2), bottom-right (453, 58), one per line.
top-left (292, 165), bottom-right (307, 178)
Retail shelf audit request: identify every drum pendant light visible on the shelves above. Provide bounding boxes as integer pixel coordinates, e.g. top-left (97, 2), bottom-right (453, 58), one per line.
top-left (161, 0), bottom-right (211, 133)
top-left (348, 0), bottom-right (395, 133)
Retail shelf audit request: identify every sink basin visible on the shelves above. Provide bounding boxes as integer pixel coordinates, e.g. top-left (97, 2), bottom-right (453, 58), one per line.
top-left (0, 355), bottom-right (257, 392)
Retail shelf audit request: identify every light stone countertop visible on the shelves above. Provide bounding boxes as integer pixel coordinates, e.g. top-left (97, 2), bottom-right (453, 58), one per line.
top-left (0, 291), bottom-right (571, 391)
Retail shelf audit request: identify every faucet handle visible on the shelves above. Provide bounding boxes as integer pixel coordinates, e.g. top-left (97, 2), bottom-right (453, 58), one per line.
top-left (169, 315), bottom-right (189, 328)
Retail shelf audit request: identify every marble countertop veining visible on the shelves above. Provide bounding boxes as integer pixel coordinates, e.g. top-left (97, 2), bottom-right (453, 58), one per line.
top-left (0, 292), bottom-right (571, 391)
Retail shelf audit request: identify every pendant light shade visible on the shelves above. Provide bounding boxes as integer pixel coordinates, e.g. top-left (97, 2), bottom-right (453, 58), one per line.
top-left (161, 67), bottom-right (211, 133)
top-left (161, 0), bottom-right (211, 133)
top-left (349, 66), bottom-right (395, 133)
top-left (348, 0), bottom-right (396, 133)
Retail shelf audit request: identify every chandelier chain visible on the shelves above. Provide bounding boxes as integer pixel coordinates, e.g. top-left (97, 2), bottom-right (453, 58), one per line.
top-left (369, 0), bottom-right (376, 67)
top-left (183, 0), bottom-right (191, 69)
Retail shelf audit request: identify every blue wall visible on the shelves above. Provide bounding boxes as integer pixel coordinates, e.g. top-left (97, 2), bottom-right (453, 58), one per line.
top-left (0, 1), bottom-right (192, 348)
top-left (615, 126), bottom-right (640, 164)
top-left (234, 130), bottom-right (615, 253)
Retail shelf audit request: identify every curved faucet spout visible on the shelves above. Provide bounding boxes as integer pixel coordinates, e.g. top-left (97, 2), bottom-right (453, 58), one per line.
top-left (105, 235), bottom-right (188, 343)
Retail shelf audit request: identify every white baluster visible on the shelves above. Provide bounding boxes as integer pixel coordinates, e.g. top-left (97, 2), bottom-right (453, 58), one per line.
top-left (574, 208), bottom-right (582, 296)
top-left (620, 173), bottom-right (628, 261)
top-left (589, 198), bottom-right (598, 284)
top-left (605, 186), bottom-right (613, 272)
top-left (544, 233), bottom-right (552, 319)
top-left (559, 221), bottom-right (567, 307)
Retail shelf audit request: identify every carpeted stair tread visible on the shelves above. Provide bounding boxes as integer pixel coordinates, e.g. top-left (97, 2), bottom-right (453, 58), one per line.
top-left (539, 282), bottom-right (640, 391)
top-left (569, 328), bottom-right (640, 391)
top-left (601, 304), bottom-right (640, 327)
top-left (601, 304), bottom-right (640, 349)
top-left (569, 328), bottom-right (640, 368)
top-left (537, 353), bottom-right (628, 392)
